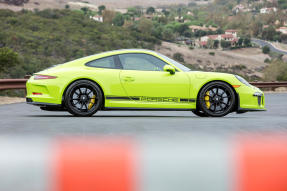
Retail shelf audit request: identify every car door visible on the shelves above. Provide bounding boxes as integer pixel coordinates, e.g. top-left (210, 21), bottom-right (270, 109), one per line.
top-left (84, 55), bottom-right (127, 107)
top-left (118, 53), bottom-right (191, 108)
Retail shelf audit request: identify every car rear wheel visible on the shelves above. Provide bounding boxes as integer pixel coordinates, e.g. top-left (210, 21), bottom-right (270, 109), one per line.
top-left (197, 81), bottom-right (236, 117)
top-left (64, 80), bottom-right (103, 117)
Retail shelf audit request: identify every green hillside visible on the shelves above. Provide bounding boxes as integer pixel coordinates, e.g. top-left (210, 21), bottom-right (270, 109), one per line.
top-left (0, 9), bottom-right (159, 78)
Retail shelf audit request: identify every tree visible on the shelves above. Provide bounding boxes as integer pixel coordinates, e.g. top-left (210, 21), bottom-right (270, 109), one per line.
top-left (207, 39), bottom-right (214, 49)
top-left (2, 0), bottom-right (29, 6)
top-left (262, 27), bottom-right (276, 41)
top-left (237, 38), bottom-right (243, 47)
top-left (221, 40), bottom-right (231, 48)
top-left (0, 47), bottom-right (19, 73)
top-left (243, 38), bottom-right (251, 47)
top-left (102, 10), bottom-right (116, 24)
top-left (195, 30), bottom-right (207, 37)
top-left (162, 9), bottom-right (170, 17)
top-left (250, 20), bottom-right (263, 37)
top-left (137, 18), bottom-right (153, 35)
top-left (146, 7), bottom-right (155, 15)
top-left (127, 7), bottom-right (142, 18)
top-left (65, 4), bottom-right (70, 9)
top-left (214, 40), bottom-right (219, 49)
top-left (262, 45), bottom-right (270, 54)
top-left (81, 7), bottom-right (89, 15)
top-left (216, 28), bottom-right (224, 34)
top-left (112, 13), bottom-right (125, 26)
top-left (281, 34), bottom-right (287, 43)
top-left (175, 24), bottom-right (189, 35)
top-left (278, 0), bottom-right (287, 9)
top-left (162, 27), bottom-right (175, 41)
top-left (98, 5), bottom-right (106, 15)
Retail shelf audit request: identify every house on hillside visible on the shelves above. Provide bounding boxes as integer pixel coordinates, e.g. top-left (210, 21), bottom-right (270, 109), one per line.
top-left (263, 25), bottom-right (270, 29)
top-left (260, 7), bottom-right (277, 14)
top-left (225, 29), bottom-right (238, 37)
top-left (276, 27), bottom-right (287, 34)
top-left (68, 2), bottom-right (98, 11)
top-left (174, 16), bottom-right (184, 22)
top-left (189, 25), bottom-right (218, 32)
top-left (144, 14), bottom-right (153, 19)
top-left (90, 15), bottom-right (103, 22)
top-left (233, 4), bottom-right (245, 14)
top-left (155, 8), bottom-right (163, 12)
top-left (199, 34), bottom-right (238, 48)
top-left (187, 11), bottom-right (193, 16)
top-left (232, 4), bottom-right (252, 14)
top-left (115, 9), bottom-right (128, 14)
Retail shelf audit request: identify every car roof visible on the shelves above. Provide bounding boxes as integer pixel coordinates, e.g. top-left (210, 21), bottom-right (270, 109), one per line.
top-left (96, 49), bottom-right (157, 56)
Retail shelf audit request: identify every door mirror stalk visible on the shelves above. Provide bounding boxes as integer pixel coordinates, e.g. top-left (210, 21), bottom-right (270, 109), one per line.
top-left (163, 65), bottom-right (176, 75)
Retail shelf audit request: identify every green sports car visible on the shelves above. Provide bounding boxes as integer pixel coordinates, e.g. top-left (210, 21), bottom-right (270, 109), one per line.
top-left (26, 49), bottom-right (266, 117)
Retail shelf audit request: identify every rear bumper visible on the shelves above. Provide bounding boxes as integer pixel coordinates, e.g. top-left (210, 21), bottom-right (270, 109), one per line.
top-left (26, 97), bottom-right (66, 111)
top-left (26, 97), bottom-right (61, 107)
top-left (26, 76), bottom-right (63, 105)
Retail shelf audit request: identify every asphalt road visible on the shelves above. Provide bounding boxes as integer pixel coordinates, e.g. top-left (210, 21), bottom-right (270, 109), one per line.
top-left (0, 93), bottom-right (286, 136)
top-left (252, 38), bottom-right (287, 55)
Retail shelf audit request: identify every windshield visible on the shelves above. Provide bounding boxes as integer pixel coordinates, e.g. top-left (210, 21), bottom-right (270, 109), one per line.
top-left (157, 53), bottom-right (191, 72)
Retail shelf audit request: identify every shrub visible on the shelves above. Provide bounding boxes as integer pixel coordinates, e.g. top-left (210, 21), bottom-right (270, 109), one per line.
top-left (0, 47), bottom-right (19, 74)
top-left (263, 60), bottom-right (287, 81)
top-left (173, 52), bottom-right (184, 63)
top-left (209, 52), bottom-right (215, 56)
top-left (232, 64), bottom-right (246, 70)
top-left (264, 58), bottom-right (270, 63)
top-left (262, 46), bottom-right (270, 54)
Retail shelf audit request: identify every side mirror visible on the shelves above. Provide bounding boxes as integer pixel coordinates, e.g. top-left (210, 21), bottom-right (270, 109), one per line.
top-left (163, 65), bottom-right (175, 75)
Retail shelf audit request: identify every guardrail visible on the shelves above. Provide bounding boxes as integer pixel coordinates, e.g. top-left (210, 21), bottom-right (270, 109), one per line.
top-left (250, 82), bottom-right (287, 88)
top-left (0, 79), bottom-right (28, 90)
top-left (0, 78), bottom-right (287, 90)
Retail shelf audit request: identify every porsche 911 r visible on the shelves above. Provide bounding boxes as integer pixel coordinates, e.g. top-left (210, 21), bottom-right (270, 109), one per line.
top-left (26, 49), bottom-right (266, 117)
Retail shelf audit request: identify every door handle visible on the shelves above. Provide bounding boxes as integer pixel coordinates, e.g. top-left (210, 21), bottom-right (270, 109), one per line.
top-left (122, 76), bottom-right (135, 82)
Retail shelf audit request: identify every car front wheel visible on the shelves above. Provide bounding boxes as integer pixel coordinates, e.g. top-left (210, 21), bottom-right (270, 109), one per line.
top-left (197, 81), bottom-right (236, 117)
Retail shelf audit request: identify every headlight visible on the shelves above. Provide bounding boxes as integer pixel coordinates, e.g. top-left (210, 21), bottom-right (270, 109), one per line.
top-left (235, 75), bottom-right (251, 86)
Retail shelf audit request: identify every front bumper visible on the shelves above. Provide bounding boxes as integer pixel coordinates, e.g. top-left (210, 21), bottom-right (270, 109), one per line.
top-left (236, 85), bottom-right (266, 112)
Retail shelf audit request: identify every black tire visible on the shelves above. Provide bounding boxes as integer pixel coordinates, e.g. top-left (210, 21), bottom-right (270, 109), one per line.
top-left (197, 81), bottom-right (236, 117)
top-left (192, 110), bottom-right (208, 117)
top-left (64, 80), bottom-right (103, 117)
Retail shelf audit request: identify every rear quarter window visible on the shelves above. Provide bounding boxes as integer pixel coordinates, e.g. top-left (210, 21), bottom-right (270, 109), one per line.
top-left (86, 56), bottom-right (117, 69)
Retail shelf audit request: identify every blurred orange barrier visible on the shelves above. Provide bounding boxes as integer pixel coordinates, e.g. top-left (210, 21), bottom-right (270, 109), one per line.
top-left (0, 135), bottom-right (287, 191)
top-left (236, 136), bottom-right (287, 191)
top-left (54, 139), bottom-right (135, 191)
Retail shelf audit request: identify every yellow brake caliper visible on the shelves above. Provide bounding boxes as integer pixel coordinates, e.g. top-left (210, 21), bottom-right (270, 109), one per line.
top-left (205, 91), bottom-right (210, 109)
top-left (88, 95), bottom-right (96, 110)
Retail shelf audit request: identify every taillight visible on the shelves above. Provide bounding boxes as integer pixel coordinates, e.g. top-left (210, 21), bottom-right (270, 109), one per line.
top-left (32, 92), bottom-right (42, 95)
top-left (34, 75), bottom-right (57, 80)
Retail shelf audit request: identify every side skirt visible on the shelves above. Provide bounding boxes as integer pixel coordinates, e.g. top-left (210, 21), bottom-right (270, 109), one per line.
top-left (103, 107), bottom-right (194, 111)
top-left (237, 108), bottom-right (266, 113)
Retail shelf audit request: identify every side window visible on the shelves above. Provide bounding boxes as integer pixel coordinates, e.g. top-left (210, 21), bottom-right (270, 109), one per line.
top-left (86, 56), bottom-right (117, 69)
top-left (118, 53), bottom-right (167, 71)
